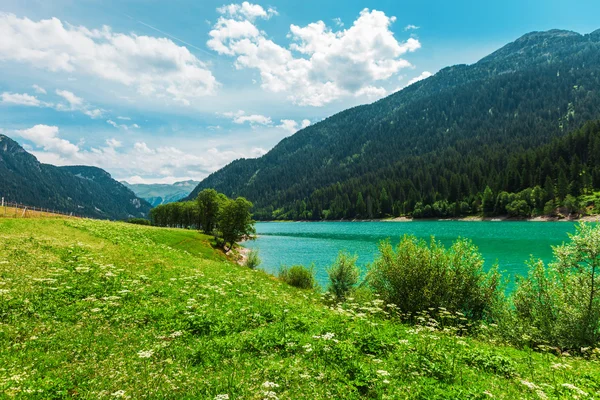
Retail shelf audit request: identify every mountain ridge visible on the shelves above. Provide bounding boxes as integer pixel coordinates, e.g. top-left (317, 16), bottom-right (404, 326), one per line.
top-left (0, 134), bottom-right (152, 219)
top-left (185, 28), bottom-right (600, 220)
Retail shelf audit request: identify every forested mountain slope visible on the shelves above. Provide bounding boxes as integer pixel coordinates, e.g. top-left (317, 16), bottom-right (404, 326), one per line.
top-left (0, 135), bottom-right (152, 219)
top-left (187, 29), bottom-right (600, 220)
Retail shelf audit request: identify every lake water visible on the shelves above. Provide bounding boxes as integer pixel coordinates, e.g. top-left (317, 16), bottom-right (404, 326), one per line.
top-left (243, 221), bottom-right (580, 290)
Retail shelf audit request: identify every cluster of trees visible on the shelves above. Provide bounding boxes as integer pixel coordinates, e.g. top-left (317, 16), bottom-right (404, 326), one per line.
top-left (187, 31), bottom-right (600, 221)
top-left (150, 189), bottom-right (255, 251)
top-left (269, 120), bottom-right (600, 220)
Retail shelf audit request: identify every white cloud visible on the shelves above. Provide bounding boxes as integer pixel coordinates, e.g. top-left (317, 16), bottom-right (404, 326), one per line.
top-left (217, 2), bottom-right (277, 20)
top-left (222, 110), bottom-right (272, 125)
top-left (406, 71), bottom-right (432, 86)
top-left (277, 118), bottom-right (311, 134)
top-left (32, 84), bottom-right (46, 94)
top-left (354, 86), bottom-right (387, 100)
top-left (404, 24), bottom-right (420, 31)
top-left (16, 124), bottom-right (79, 156)
top-left (333, 18), bottom-right (344, 27)
top-left (117, 116), bottom-right (131, 120)
top-left (107, 119), bottom-right (139, 130)
top-left (55, 89), bottom-right (84, 109)
top-left (106, 138), bottom-right (122, 148)
top-left (208, 7), bottom-right (420, 106)
top-left (1, 92), bottom-right (42, 107)
top-left (54, 89), bottom-right (103, 118)
top-left (0, 13), bottom-right (218, 105)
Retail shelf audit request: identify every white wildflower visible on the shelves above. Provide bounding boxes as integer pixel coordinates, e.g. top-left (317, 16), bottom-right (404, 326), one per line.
top-left (137, 349), bottom-right (154, 359)
top-left (262, 381), bottom-right (279, 388)
top-left (91, 308), bottom-right (102, 313)
top-left (111, 390), bottom-right (126, 398)
top-left (215, 395), bottom-right (229, 400)
top-left (520, 380), bottom-right (539, 390)
top-left (376, 370), bottom-right (390, 376)
top-left (561, 383), bottom-right (587, 396)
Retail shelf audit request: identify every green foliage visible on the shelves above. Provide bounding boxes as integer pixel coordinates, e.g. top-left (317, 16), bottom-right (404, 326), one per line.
top-left (367, 236), bottom-right (504, 321)
top-left (245, 249), bottom-right (261, 269)
top-left (151, 190), bottom-right (256, 252)
top-left (279, 265), bottom-right (317, 290)
top-left (126, 218), bottom-right (151, 226)
top-left (196, 189), bottom-right (222, 234)
top-left (511, 223), bottom-right (600, 349)
top-left (506, 200), bottom-right (531, 218)
top-left (218, 197), bottom-right (255, 251)
top-left (327, 252), bottom-right (360, 301)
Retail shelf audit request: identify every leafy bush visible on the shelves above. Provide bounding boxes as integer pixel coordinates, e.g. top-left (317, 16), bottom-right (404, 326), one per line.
top-left (279, 265), bottom-right (317, 290)
top-left (245, 249), bottom-right (261, 269)
top-left (126, 218), bottom-right (151, 226)
top-left (366, 236), bottom-right (504, 321)
top-left (511, 223), bottom-right (600, 349)
top-left (327, 252), bottom-right (360, 301)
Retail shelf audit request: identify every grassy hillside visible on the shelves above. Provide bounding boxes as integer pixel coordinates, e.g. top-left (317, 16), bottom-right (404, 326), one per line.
top-left (1, 219), bottom-right (598, 399)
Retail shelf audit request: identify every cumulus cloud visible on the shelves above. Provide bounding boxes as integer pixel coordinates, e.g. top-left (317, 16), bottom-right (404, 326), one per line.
top-left (406, 71), bottom-right (432, 86)
top-left (277, 118), bottom-right (311, 134)
top-left (354, 86), bottom-right (387, 100)
top-left (54, 89), bottom-right (103, 118)
top-left (217, 2), bottom-right (278, 20)
top-left (16, 125), bottom-right (79, 156)
top-left (0, 13), bottom-right (218, 105)
top-left (208, 6), bottom-right (420, 106)
top-left (32, 84), bottom-right (47, 94)
top-left (1, 92), bottom-right (42, 107)
top-left (106, 138), bottom-right (122, 148)
top-left (222, 110), bottom-right (272, 125)
top-left (404, 24), bottom-right (420, 31)
top-left (17, 125), bottom-right (263, 183)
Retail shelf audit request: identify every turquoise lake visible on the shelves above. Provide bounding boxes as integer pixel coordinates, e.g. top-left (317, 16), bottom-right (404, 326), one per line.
top-left (243, 221), bottom-right (580, 290)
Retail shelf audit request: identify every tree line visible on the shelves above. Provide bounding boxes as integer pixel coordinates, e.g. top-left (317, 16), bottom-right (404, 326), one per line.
top-left (256, 120), bottom-right (600, 220)
top-left (149, 189), bottom-right (255, 251)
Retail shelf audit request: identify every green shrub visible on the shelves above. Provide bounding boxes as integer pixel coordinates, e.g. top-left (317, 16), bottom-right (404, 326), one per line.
top-left (327, 252), bottom-right (360, 301)
top-left (245, 249), bottom-right (261, 269)
top-left (279, 265), bottom-right (317, 290)
top-left (511, 222), bottom-right (600, 349)
top-left (366, 236), bottom-right (504, 322)
top-left (126, 218), bottom-right (151, 225)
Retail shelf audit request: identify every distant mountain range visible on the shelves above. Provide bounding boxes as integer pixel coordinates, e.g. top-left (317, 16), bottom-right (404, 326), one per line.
top-left (123, 180), bottom-right (199, 207)
top-left (0, 134), bottom-right (152, 219)
top-left (186, 29), bottom-right (600, 220)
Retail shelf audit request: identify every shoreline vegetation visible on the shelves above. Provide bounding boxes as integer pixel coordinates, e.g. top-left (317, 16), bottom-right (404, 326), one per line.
top-left (256, 214), bottom-right (600, 223)
top-left (2, 217), bottom-right (599, 398)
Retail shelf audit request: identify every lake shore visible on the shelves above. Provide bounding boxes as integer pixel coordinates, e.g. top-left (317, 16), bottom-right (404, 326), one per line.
top-left (256, 214), bottom-right (600, 223)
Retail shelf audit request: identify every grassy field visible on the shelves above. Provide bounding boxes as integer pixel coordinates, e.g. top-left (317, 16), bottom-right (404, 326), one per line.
top-left (1, 218), bottom-right (599, 399)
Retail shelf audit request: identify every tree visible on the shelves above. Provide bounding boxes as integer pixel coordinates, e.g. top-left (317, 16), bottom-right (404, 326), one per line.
top-left (196, 189), bottom-right (221, 234)
top-left (513, 223), bottom-right (600, 348)
top-left (355, 192), bottom-right (366, 218)
top-left (218, 197), bottom-right (256, 252)
top-left (482, 186), bottom-right (495, 216)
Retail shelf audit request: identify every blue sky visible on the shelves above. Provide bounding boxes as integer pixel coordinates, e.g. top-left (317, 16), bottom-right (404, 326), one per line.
top-left (1, 0), bottom-right (599, 183)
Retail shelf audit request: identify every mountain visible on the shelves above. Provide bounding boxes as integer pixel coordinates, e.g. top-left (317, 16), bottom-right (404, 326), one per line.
top-left (123, 180), bottom-right (199, 207)
top-left (186, 29), bottom-right (600, 220)
top-left (0, 134), bottom-right (152, 219)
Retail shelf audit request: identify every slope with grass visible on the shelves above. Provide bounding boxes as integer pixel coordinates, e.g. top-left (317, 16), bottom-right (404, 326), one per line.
top-left (1, 218), bottom-right (598, 398)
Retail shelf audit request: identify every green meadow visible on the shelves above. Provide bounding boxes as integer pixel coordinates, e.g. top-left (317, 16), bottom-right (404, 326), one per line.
top-left (1, 218), bottom-right (599, 399)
